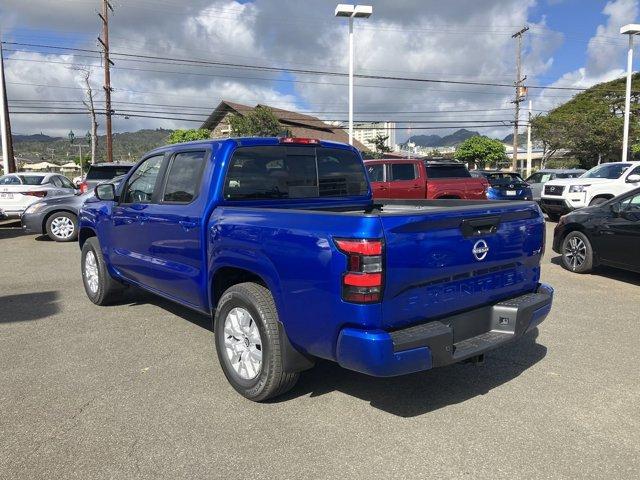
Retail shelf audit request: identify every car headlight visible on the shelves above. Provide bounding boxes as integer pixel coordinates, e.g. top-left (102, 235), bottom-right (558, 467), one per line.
top-left (569, 184), bottom-right (591, 193)
top-left (24, 202), bottom-right (45, 215)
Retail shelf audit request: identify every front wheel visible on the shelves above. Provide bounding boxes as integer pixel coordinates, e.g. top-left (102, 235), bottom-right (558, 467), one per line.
top-left (561, 231), bottom-right (593, 273)
top-left (81, 237), bottom-right (124, 305)
top-left (214, 282), bottom-right (298, 401)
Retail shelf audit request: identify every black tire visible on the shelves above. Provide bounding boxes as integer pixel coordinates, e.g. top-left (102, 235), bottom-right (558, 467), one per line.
top-left (589, 197), bottom-right (609, 207)
top-left (45, 212), bottom-right (78, 242)
top-left (81, 237), bottom-right (124, 305)
top-left (561, 231), bottom-right (594, 273)
top-left (214, 282), bottom-right (299, 402)
top-left (546, 212), bottom-right (561, 222)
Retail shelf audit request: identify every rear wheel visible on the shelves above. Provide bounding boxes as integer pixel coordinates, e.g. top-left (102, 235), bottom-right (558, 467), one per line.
top-left (214, 282), bottom-right (299, 401)
top-left (561, 231), bottom-right (593, 273)
top-left (46, 212), bottom-right (78, 242)
top-left (81, 237), bottom-right (124, 305)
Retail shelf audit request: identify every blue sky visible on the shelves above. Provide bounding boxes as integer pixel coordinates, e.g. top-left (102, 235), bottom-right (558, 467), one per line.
top-left (1, 0), bottom-right (638, 140)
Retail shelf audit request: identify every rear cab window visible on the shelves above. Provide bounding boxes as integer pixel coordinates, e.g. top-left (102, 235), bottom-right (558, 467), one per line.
top-left (223, 146), bottom-right (368, 200)
top-left (424, 163), bottom-right (471, 178)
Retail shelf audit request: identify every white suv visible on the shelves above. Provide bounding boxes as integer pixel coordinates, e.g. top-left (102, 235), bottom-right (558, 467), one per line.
top-left (541, 161), bottom-right (640, 220)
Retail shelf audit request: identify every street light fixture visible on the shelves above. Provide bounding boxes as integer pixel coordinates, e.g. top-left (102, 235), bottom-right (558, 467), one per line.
top-left (68, 130), bottom-right (75, 144)
top-left (335, 4), bottom-right (373, 146)
top-left (620, 24), bottom-right (640, 162)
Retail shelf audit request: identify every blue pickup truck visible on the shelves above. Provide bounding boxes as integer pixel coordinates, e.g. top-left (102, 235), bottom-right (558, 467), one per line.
top-left (79, 137), bottom-right (553, 401)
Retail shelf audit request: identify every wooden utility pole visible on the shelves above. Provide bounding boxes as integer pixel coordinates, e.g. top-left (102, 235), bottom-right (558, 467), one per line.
top-left (98, 0), bottom-right (114, 162)
top-left (0, 39), bottom-right (16, 173)
top-left (511, 26), bottom-right (529, 173)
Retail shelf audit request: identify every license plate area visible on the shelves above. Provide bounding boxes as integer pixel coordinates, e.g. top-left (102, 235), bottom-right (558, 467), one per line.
top-left (505, 190), bottom-right (516, 196)
top-left (0, 193), bottom-right (14, 199)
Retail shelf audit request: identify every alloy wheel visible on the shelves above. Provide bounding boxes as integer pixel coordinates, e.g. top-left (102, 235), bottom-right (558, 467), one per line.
top-left (84, 251), bottom-right (99, 294)
top-left (223, 307), bottom-right (263, 380)
top-left (564, 236), bottom-right (586, 270)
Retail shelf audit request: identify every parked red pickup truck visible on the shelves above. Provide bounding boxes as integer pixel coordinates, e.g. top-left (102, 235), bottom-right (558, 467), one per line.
top-left (365, 159), bottom-right (488, 199)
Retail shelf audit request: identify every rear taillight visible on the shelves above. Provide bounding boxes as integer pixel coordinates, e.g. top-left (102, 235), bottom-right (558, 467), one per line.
top-left (335, 238), bottom-right (383, 303)
top-left (79, 182), bottom-right (89, 193)
top-left (21, 191), bottom-right (48, 198)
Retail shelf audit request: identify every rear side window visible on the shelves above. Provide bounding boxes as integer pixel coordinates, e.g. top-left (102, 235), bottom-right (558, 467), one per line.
top-left (390, 163), bottom-right (417, 181)
top-left (162, 151), bottom-right (206, 203)
top-left (425, 164), bottom-right (471, 178)
top-left (20, 175), bottom-right (45, 185)
top-left (224, 146), bottom-right (368, 200)
top-left (59, 176), bottom-right (75, 189)
top-left (86, 166), bottom-right (132, 180)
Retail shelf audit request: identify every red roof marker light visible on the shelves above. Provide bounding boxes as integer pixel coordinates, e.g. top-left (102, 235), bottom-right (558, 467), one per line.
top-left (279, 137), bottom-right (320, 145)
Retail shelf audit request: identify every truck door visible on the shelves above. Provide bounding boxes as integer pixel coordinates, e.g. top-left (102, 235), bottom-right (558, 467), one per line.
top-left (366, 162), bottom-right (389, 198)
top-left (109, 154), bottom-right (166, 287)
top-left (117, 150), bottom-right (209, 309)
top-left (388, 162), bottom-right (425, 199)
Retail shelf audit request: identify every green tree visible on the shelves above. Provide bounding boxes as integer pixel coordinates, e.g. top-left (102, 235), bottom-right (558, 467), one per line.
top-left (367, 134), bottom-right (391, 153)
top-left (531, 72), bottom-right (640, 168)
top-left (454, 135), bottom-right (507, 168)
top-left (229, 106), bottom-right (289, 136)
top-left (167, 129), bottom-right (211, 144)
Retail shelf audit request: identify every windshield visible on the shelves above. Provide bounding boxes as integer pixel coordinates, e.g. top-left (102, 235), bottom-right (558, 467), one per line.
top-left (582, 163), bottom-right (631, 179)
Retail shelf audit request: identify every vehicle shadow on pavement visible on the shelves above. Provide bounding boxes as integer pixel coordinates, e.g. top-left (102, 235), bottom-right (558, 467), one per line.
top-left (0, 291), bottom-right (61, 323)
top-left (550, 255), bottom-right (640, 286)
top-left (280, 329), bottom-right (546, 418)
top-left (113, 288), bottom-right (212, 331)
top-left (0, 221), bottom-right (28, 239)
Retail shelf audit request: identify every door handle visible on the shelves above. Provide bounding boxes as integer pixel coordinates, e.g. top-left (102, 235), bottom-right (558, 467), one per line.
top-left (411, 185), bottom-right (421, 189)
top-left (179, 220), bottom-right (197, 230)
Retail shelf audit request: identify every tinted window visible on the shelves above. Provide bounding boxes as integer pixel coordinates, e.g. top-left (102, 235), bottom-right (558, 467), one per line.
top-left (583, 163), bottom-right (631, 179)
top-left (425, 164), bottom-right (471, 178)
top-left (224, 146), bottom-right (367, 200)
top-left (123, 156), bottom-right (163, 204)
top-left (390, 163), bottom-right (417, 181)
top-left (86, 165), bottom-right (133, 181)
top-left (163, 151), bottom-right (206, 203)
top-left (367, 164), bottom-right (384, 182)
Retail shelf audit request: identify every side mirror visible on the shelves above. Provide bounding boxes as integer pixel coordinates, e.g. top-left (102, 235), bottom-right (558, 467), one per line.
top-left (611, 203), bottom-right (622, 215)
top-left (95, 183), bottom-right (116, 201)
top-left (627, 174), bottom-right (640, 183)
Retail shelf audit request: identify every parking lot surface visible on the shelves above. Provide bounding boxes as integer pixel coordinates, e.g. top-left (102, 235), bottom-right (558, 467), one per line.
top-left (1, 219), bottom-right (639, 479)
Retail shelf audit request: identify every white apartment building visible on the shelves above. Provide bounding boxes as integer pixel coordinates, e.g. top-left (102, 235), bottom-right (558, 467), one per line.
top-left (352, 122), bottom-right (396, 152)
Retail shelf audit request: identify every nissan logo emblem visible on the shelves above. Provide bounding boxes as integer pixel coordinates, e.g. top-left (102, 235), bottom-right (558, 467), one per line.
top-left (472, 240), bottom-right (489, 261)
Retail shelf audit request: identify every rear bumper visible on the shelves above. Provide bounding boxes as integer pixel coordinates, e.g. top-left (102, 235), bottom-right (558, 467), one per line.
top-left (336, 283), bottom-right (553, 377)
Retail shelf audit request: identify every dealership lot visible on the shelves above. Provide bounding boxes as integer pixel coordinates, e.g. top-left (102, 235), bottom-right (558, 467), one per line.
top-left (1, 219), bottom-right (639, 479)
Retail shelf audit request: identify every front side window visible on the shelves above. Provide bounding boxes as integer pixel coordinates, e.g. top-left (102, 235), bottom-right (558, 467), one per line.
top-left (390, 163), bottom-right (417, 181)
top-left (367, 164), bottom-right (384, 182)
top-left (224, 146), bottom-right (367, 200)
top-left (162, 151), bottom-right (206, 203)
top-left (123, 155), bottom-right (164, 204)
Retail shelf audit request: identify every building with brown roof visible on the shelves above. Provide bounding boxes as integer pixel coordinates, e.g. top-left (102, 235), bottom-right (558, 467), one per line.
top-left (200, 101), bottom-right (369, 151)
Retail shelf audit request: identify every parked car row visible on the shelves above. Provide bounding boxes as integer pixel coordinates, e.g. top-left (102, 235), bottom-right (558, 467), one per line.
top-left (0, 162), bottom-right (134, 241)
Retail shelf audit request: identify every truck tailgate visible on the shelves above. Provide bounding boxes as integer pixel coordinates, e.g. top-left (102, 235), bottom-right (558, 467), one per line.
top-left (379, 201), bottom-right (544, 330)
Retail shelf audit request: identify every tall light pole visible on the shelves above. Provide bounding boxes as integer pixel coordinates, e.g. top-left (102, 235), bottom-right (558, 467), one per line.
top-left (335, 4), bottom-right (373, 146)
top-left (620, 24), bottom-right (640, 162)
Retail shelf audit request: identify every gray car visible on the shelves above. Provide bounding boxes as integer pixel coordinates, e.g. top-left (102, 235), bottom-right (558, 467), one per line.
top-left (525, 168), bottom-right (586, 202)
top-left (21, 176), bottom-right (124, 242)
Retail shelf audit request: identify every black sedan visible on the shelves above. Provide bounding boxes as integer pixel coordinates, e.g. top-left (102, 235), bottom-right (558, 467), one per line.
top-left (552, 187), bottom-right (640, 273)
top-left (21, 176), bottom-right (123, 242)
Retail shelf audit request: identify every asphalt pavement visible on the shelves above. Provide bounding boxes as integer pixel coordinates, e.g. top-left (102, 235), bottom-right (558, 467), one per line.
top-left (1, 219), bottom-right (639, 479)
